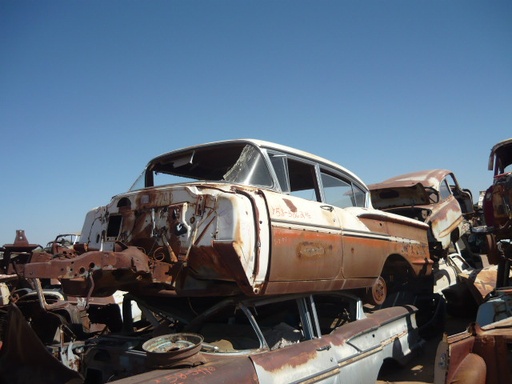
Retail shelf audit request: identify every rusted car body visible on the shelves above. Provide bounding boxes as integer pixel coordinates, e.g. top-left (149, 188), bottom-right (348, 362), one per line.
top-left (434, 311), bottom-right (512, 384)
top-left (43, 233), bottom-right (81, 255)
top-left (482, 139), bottom-right (512, 296)
top-left (0, 292), bottom-right (424, 383)
top-left (19, 139), bottom-right (432, 305)
top-left (368, 169), bottom-right (473, 258)
top-left (484, 138), bottom-right (512, 240)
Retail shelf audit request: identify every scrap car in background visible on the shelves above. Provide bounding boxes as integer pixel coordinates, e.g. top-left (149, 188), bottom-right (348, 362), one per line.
top-left (367, 170), bottom-right (500, 318)
top-left (433, 141), bottom-right (512, 384)
top-left (482, 138), bottom-right (512, 289)
top-left (43, 233), bottom-right (80, 255)
top-left (434, 288), bottom-right (512, 384)
top-left (20, 139), bottom-right (433, 305)
top-left (484, 138), bottom-right (512, 240)
top-left (368, 169), bottom-right (474, 259)
top-left (434, 317), bottom-right (512, 384)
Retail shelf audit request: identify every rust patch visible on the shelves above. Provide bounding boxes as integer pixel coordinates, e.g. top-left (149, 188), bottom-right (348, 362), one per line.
top-left (20, 247), bottom-right (160, 296)
top-left (282, 198), bottom-right (297, 212)
top-left (444, 320), bottom-right (512, 384)
top-left (460, 266), bottom-right (498, 303)
top-left (251, 341), bottom-right (319, 372)
top-left (269, 227), bottom-right (342, 281)
top-left (297, 242), bottom-right (329, 259)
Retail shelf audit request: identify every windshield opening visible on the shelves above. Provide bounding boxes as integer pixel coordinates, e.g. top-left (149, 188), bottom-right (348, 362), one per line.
top-left (129, 143), bottom-right (274, 191)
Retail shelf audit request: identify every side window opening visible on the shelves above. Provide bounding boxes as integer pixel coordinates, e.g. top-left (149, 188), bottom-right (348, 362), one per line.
top-left (314, 294), bottom-right (359, 334)
top-left (439, 178), bottom-right (452, 200)
top-left (268, 152), bottom-right (290, 193)
top-left (321, 171), bottom-right (367, 208)
top-left (296, 295), bottom-right (321, 340)
top-left (196, 299), bottom-right (305, 353)
top-left (287, 158), bottom-right (320, 202)
top-left (352, 184), bottom-right (366, 207)
top-left (321, 172), bottom-right (354, 208)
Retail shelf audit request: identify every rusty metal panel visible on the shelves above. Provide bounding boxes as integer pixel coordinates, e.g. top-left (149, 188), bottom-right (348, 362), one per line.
top-left (268, 227), bottom-right (343, 281)
top-left (488, 175), bottom-right (512, 237)
top-left (429, 202), bottom-right (464, 246)
top-left (458, 265), bottom-right (498, 304)
top-left (263, 191), bottom-right (343, 282)
top-left (250, 337), bottom-right (339, 384)
top-left (343, 211), bottom-right (431, 278)
top-left (108, 359), bottom-right (259, 384)
top-left (23, 247), bottom-right (151, 280)
top-left (251, 304), bottom-right (422, 384)
top-left (0, 305), bottom-right (83, 383)
top-left (21, 247), bottom-right (158, 296)
top-left (25, 185), bottom-right (271, 296)
top-left (435, 319), bottom-right (512, 384)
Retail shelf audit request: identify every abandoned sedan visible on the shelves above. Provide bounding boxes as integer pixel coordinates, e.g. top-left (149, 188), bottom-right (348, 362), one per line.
top-left (0, 292), bottom-right (424, 383)
top-left (368, 169), bottom-right (473, 258)
top-left (21, 139), bottom-right (432, 305)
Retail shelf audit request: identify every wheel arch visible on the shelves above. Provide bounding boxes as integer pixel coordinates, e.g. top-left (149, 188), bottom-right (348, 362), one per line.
top-left (381, 253), bottom-right (416, 293)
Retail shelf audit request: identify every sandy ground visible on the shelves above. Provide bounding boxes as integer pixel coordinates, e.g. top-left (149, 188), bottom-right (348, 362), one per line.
top-left (376, 315), bottom-right (472, 384)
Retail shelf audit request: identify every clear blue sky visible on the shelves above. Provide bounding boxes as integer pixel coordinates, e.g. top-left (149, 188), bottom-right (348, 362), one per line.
top-left (1, 0), bottom-right (511, 247)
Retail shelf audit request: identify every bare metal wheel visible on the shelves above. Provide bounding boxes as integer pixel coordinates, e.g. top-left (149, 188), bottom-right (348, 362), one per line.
top-left (366, 276), bottom-right (387, 306)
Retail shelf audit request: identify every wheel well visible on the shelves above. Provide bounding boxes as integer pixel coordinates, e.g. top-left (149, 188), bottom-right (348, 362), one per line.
top-left (450, 228), bottom-right (460, 243)
top-left (381, 254), bottom-right (414, 293)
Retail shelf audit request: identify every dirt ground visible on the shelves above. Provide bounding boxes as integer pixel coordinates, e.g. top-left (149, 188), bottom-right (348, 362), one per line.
top-left (376, 315), bottom-right (473, 384)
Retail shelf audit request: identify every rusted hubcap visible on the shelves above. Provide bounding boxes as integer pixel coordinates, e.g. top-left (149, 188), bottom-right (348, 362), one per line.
top-left (368, 276), bottom-right (387, 306)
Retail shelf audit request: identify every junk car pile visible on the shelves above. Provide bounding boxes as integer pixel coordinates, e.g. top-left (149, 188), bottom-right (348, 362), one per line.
top-left (433, 138), bottom-right (512, 384)
top-left (1, 138), bottom-right (511, 383)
